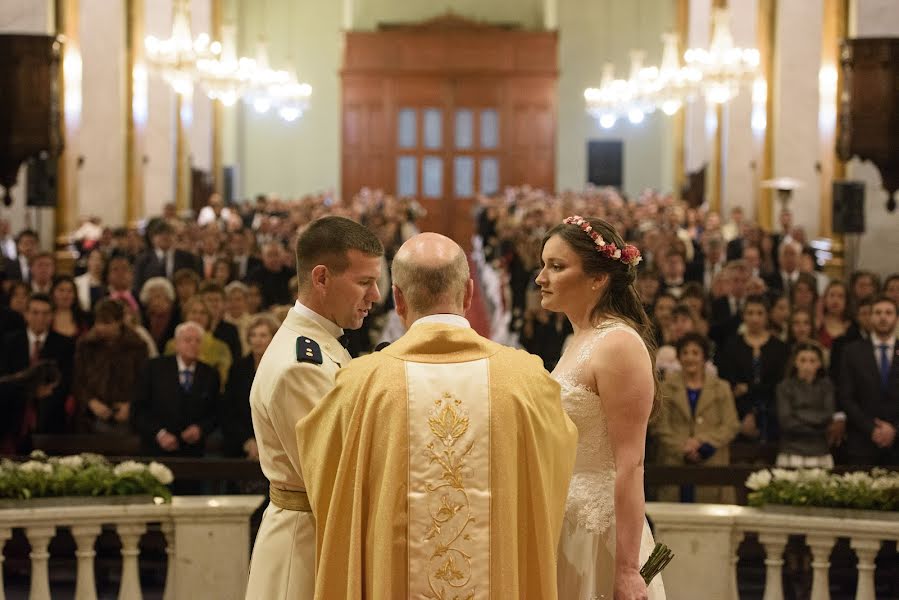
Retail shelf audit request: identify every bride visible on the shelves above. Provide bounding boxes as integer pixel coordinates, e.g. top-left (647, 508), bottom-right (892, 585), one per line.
top-left (536, 215), bottom-right (665, 600)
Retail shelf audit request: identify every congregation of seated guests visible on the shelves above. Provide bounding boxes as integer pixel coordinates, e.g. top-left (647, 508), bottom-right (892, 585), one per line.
top-left (0, 186), bottom-right (896, 503)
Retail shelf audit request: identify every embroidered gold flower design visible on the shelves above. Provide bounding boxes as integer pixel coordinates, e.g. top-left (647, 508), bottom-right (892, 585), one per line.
top-left (423, 392), bottom-right (477, 600)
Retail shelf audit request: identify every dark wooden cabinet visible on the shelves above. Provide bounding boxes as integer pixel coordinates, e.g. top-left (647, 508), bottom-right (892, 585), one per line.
top-left (838, 37), bottom-right (899, 211)
top-left (342, 14), bottom-right (557, 246)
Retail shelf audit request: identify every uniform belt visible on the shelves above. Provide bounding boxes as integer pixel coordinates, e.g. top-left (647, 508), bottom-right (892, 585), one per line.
top-left (269, 485), bottom-right (312, 512)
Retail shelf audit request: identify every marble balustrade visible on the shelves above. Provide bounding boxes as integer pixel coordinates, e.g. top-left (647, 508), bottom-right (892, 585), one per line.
top-left (0, 495), bottom-right (264, 600)
top-left (646, 502), bottom-right (899, 600)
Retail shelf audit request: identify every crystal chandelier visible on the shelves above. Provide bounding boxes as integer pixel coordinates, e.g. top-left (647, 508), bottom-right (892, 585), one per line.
top-left (145, 1), bottom-right (312, 122)
top-left (683, 7), bottom-right (759, 104)
top-left (144, 0), bottom-right (212, 96)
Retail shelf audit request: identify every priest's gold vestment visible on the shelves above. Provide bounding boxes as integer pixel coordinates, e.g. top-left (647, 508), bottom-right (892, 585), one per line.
top-left (296, 320), bottom-right (578, 599)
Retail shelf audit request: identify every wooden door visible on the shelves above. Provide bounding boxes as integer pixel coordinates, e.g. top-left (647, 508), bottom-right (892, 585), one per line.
top-left (342, 14), bottom-right (558, 248)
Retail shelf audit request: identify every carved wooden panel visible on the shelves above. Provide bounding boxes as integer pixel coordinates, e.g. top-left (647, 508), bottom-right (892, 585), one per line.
top-left (342, 14), bottom-right (557, 246)
top-left (838, 38), bottom-right (899, 211)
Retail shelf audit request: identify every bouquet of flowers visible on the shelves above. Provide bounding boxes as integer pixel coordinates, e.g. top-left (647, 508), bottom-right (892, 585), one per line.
top-left (641, 542), bottom-right (674, 584)
top-left (745, 467), bottom-right (899, 511)
top-left (0, 451), bottom-right (174, 502)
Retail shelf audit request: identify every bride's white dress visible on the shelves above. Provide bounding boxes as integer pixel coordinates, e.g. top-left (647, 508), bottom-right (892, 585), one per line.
top-left (552, 321), bottom-right (666, 600)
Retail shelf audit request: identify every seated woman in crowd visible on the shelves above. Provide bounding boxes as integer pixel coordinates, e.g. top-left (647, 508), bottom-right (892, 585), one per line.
top-left (768, 295), bottom-right (791, 342)
top-left (245, 281), bottom-right (264, 315)
top-left (652, 292), bottom-right (678, 346)
top-left (0, 361), bottom-right (61, 454)
top-left (653, 333), bottom-right (740, 503)
top-left (74, 248), bottom-right (106, 312)
top-left (73, 299), bottom-right (149, 434)
top-left (223, 281), bottom-right (253, 357)
top-left (680, 282), bottom-right (710, 337)
top-left (164, 296), bottom-right (232, 388)
top-left (790, 273), bottom-right (819, 314)
top-left (817, 280), bottom-right (851, 350)
top-left (775, 342), bottom-right (835, 468)
top-left (211, 257), bottom-right (234, 288)
top-left (6, 281), bottom-right (29, 316)
top-left (140, 277), bottom-right (179, 353)
top-left (221, 314), bottom-right (279, 458)
top-left (51, 276), bottom-right (91, 340)
top-left (717, 295), bottom-right (789, 443)
top-left (173, 267), bottom-right (200, 308)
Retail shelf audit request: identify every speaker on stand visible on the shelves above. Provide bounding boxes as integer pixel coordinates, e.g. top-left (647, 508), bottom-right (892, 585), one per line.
top-left (832, 180), bottom-right (865, 274)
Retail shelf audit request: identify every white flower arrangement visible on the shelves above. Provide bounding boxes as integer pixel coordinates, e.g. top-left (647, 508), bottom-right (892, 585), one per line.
top-left (745, 467), bottom-right (899, 511)
top-left (0, 451), bottom-right (173, 502)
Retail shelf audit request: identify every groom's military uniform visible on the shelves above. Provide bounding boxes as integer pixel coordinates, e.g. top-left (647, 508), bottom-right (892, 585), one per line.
top-left (245, 302), bottom-right (351, 599)
top-left (296, 314), bottom-right (578, 599)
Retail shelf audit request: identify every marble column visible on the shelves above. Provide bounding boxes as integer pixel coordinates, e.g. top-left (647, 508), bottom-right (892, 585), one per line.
top-left (144, 0), bottom-right (176, 218)
top-left (78, 0), bottom-right (126, 227)
top-left (772, 0), bottom-right (824, 235)
top-left (722, 0), bottom-right (759, 219)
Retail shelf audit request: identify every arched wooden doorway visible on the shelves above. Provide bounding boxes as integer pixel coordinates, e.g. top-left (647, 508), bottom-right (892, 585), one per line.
top-left (341, 14), bottom-right (558, 248)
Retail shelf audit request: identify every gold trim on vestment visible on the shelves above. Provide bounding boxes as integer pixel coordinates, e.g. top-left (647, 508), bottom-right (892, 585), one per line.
top-left (269, 486), bottom-right (312, 512)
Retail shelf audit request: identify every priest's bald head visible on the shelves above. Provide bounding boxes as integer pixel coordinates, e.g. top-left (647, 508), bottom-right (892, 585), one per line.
top-left (391, 232), bottom-right (474, 328)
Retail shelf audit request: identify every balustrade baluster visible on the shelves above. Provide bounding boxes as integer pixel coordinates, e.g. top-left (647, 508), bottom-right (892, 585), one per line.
top-left (161, 521), bottom-right (175, 600)
top-left (25, 525), bottom-right (55, 600)
top-left (849, 537), bottom-right (881, 600)
top-left (805, 534), bottom-right (835, 600)
top-left (0, 527), bottom-right (11, 600)
top-left (730, 530), bottom-right (743, 600)
top-left (71, 524), bottom-right (102, 600)
top-left (759, 532), bottom-right (788, 600)
top-left (116, 523), bottom-right (147, 600)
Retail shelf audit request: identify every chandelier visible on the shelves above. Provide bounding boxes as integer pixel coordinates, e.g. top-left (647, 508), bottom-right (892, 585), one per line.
top-left (144, 0), bottom-right (312, 122)
top-left (584, 7), bottom-right (760, 126)
top-left (683, 7), bottom-right (759, 104)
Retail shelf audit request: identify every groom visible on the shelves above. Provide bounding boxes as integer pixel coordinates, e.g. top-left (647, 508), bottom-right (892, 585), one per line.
top-left (296, 232), bottom-right (578, 599)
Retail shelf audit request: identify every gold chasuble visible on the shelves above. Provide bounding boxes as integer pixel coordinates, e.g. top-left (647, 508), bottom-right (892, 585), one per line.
top-left (296, 318), bottom-right (578, 599)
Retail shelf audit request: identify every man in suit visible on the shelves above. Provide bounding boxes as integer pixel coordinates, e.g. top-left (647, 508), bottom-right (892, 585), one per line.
top-left (296, 233), bottom-right (577, 599)
top-left (838, 296), bottom-right (899, 466)
top-left (228, 229), bottom-right (262, 281)
top-left (710, 260), bottom-right (750, 348)
top-left (28, 252), bottom-right (55, 295)
top-left (246, 242), bottom-right (294, 308)
top-left (245, 216), bottom-right (384, 600)
top-left (133, 220), bottom-right (200, 292)
top-left (686, 233), bottom-right (726, 290)
top-left (763, 240), bottom-right (801, 297)
top-left (132, 321), bottom-right (219, 456)
top-left (105, 255), bottom-right (141, 315)
top-left (200, 281), bottom-right (242, 361)
top-left (0, 293), bottom-right (75, 433)
top-left (3, 229), bottom-right (39, 283)
top-left (658, 247), bottom-right (688, 299)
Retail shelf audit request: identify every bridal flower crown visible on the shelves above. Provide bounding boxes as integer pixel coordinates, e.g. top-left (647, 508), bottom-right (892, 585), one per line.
top-left (563, 215), bottom-right (642, 267)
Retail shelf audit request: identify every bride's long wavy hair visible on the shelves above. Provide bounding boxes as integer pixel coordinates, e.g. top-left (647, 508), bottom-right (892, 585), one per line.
top-left (542, 217), bottom-right (662, 418)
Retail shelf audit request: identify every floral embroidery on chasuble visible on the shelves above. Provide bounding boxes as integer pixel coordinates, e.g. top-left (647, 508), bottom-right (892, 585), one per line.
top-left (406, 360), bottom-right (491, 599)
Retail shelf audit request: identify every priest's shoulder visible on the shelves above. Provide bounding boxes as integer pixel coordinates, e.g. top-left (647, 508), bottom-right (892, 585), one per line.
top-left (493, 344), bottom-right (552, 375)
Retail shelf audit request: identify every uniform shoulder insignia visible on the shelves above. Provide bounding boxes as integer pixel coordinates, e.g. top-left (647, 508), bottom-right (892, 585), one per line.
top-left (295, 337), bottom-right (323, 365)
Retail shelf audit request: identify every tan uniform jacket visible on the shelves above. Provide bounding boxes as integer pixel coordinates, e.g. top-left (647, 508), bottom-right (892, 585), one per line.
top-left (245, 308), bottom-right (351, 600)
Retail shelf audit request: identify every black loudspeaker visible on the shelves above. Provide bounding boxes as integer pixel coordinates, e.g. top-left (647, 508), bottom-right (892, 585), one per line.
top-left (26, 151), bottom-right (57, 207)
top-left (832, 180), bottom-right (865, 234)
top-left (223, 165), bottom-right (236, 204)
top-left (587, 140), bottom-right (623, 188)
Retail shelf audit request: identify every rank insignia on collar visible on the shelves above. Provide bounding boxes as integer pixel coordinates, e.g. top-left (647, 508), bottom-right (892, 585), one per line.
top-left (296, 337), bottom-right (323, 365)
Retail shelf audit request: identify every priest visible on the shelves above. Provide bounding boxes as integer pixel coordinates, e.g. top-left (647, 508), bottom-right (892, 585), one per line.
top-left (296, 232), bottom-right (578, 599)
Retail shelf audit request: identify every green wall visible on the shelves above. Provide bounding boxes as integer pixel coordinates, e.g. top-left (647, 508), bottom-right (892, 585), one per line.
top-left (231, 0), bottom-right (676, 200)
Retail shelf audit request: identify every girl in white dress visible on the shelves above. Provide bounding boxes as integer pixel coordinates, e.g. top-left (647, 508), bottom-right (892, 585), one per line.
top-left (536, 216), bottom-right (665, 600)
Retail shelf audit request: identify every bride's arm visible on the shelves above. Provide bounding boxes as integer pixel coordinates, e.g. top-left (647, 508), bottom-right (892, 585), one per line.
top-left (591, 331), bottom-right (654, 597)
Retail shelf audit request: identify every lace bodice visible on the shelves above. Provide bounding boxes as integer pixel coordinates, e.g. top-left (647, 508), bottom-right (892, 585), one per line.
top-left (552, 321), bottom-right (644, 534)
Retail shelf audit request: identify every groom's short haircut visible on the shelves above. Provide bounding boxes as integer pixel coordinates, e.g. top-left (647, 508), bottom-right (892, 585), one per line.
top-left (295, 216), bottom-right (383, 288)
top-left (392, 242), bottom-right (469, 313)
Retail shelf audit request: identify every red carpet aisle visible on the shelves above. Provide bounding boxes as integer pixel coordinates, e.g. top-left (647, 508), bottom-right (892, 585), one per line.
top-left (467, 256), bottom-right (491, 338)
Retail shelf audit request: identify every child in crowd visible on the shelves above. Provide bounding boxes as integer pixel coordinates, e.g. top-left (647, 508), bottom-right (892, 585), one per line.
top-left (775, 342), bottom-right (835, 468)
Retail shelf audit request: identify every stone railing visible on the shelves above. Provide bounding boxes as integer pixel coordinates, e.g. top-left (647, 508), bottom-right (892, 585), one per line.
top-left (0, 495), bottom-right (263, 600)
top-left (646, 502), bottom-right (899, 600)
